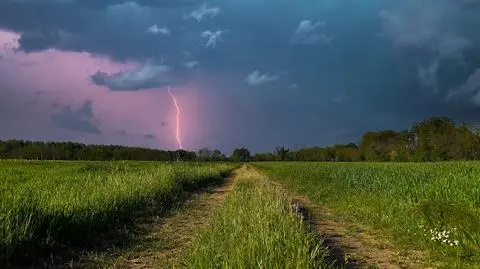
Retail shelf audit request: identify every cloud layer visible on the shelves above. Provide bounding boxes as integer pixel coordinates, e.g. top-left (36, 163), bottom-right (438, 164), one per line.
top-left (245, 70), bottom-right (278, 86)
top-left (91, 62), bottom-right (173, 91)
top-left (51, 101), bottom-right (101, 134)
top-left (291, 20), bottom-right (333, 45)
top-left (1, 0), bottom-right (480, 153)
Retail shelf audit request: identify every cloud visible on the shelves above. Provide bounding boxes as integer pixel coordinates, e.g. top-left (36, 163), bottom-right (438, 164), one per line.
top-left (0, 1), bottom-right (196, 61)
top-left (1, 0), bottom-right (198, 8)
top-left (116, 130), bottom-right (128, 136)
top-left (2, 0), bottom-right (480, 153)
top-left (17, 29), bottom-right (75, 53)
top-left (245, 70), bottom-right (278, 86)
top-left (201, 30), bottom-right (226, 48)
top-left (380, 7), bottom-right (472, 60)
top-left (436, 32), bottom-right (472, 60)
top-left (184, 60), bottom-right (199, 68)
top-left (91, 62), bottom-right (173, 91)
top-left (51, 101), bottom-right (101, 134)
top-left (189, 4), bottom-right (220, 22)
top-left (0, 30), bottom-right (19, 58)
top-left (379, 2), bottom-right (473, 93)
top-left (447, 69), bottom-right (480, 104)
top-left (146, 24), bottom-right (170, 35)
top-left (418, 58), bottom-right (440, 91)
top-left (290, 19), bottom-right (333, 45)
top-left (333, 95), bottom-right (345, 105)
top-left (469, 73), bottom-right (480, 106)
top-left (25, 99), bottom-right (38, 105)
top-left (379, 9), bottom-right (439, 50)
top-left (143, 134), bottom-right (156, 139)
top-left (1, 0), bottom-right (74, 2)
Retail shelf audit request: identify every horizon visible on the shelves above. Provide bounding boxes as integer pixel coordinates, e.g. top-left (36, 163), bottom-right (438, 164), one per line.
top-left (2, 0), bottom-right (480, 154)
top-left (0, 114), bottom-right (474, 157)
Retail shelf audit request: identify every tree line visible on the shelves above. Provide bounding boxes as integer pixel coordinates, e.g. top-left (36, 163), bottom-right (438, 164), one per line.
top-left (244, 116), bottom-right (480, 162)
top-left (2, 116), bottom-right (479, 162)
top-left (0, 140), bottom-right (206, 161)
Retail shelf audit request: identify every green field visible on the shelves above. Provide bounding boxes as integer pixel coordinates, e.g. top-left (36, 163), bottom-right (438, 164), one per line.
top-left (254, 162), bottom-right (480, 268)
top-left (184, 166), bottom-right (332, 268)
top-left (0, 160), bottom-right (236, 260)
top-left (2, 160), bottom-right (480, 268)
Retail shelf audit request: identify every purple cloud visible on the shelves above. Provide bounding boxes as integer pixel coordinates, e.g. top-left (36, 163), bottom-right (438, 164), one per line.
top-left (91, 62), bottom-right (174, 91)
top-left (51, 101), bottom-right (101, 134)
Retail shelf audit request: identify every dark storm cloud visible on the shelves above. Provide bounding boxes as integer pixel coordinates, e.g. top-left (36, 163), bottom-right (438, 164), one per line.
top-left (378, 1), bottom-right (474, 94)
top-left (25, 99), bottom-right (38, 105)
top-left (143, 134), bottom-right (156, 139)
top-left (16, 29), bottom-right (72, 52)
top-left (0, 0), bottom-right (197, 8)
top-left (90, 58), bottom-right (194, 91)
top-left (377, 0), bottom-right (480, 113)
top-left (91, 62), bottom-right (175, 91)
top-left (2, 0), bottom-right (480, 152)
top-left (448, 69), bottom-right (480, 105)
top-left (74, 0), bottom-right (198, 9)
top-left (116, 130), bottom-right (127, 136)
top-left (51, 101), bottom-right (101, 134)
top-left (0, 0), bottom-right (201, 61)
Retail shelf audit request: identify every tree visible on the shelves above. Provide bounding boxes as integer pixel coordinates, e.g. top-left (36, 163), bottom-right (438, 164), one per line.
top-left (0, 139), bottom-right (197, 162)
top-left (275, 146), bottom-right (290, 161)
top-left (412, 117), bottom-right (458, 161)
top-left (254, 152), bottom-right (276, 161)
top-left (292, 147), bottom-right (335, 161)
top-left (197, 147), bottom-right (213, 161)
top-left (333, 144), bottom-right (360, 162)
top-left (359, 131), bottom-right (402, 161)
top-left (211, 149), bottom-right (224, 161)
top-left (230, 148), bottom-right (251, 162)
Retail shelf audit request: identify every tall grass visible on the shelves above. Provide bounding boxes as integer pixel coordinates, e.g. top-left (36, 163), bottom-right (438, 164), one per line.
top-left (254, 162), bottom-right (480, 268)
top-left (0, 160), bottom-right (236, 260)
top-left (184, 168), bottom-right (332, 269)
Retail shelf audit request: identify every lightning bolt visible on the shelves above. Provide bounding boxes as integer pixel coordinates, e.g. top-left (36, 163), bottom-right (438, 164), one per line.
top-left (168, 86), bottom-right (183, 149)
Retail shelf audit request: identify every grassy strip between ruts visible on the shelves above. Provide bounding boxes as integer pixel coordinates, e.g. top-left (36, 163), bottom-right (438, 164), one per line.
top-left (253, 162), bottom-right (480, 268)
top-left (183, 165), bottom-right (333, 269)
top-left (0, 160), bottom-right (237, 262)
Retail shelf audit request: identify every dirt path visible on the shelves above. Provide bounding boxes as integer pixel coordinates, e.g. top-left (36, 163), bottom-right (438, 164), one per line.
top-left (252, 165), bottom-right (428, 269)
top-left (76, 168), bottom-right (239, 269)
top-left (66, 164), bottom-right (428, 269)
top-left (292, 195), bottom-right (427, 269)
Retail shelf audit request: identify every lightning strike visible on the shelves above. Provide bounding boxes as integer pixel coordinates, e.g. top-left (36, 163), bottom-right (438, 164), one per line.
top-left (168, 86), bottom-right (183, 149)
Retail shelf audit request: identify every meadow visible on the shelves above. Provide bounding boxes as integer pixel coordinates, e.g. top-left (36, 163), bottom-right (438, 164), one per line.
top-left (0, 160), bottom-right (236, 261)
top-left (184, 166), bottom-right (332, 268)
top-left (3, 160), bottom-right (480, 268)
top-left (254, 162), bottom-right (480, 268)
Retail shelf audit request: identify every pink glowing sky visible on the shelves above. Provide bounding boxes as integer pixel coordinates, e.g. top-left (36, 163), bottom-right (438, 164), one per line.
top-left (0, 29), bottom-right (204, 150)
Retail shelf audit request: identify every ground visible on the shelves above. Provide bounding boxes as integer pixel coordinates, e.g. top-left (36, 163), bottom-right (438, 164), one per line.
top-left (76, 169), bottom-right (237, 269)
top-left (75, 164), bottom-right (429, 269)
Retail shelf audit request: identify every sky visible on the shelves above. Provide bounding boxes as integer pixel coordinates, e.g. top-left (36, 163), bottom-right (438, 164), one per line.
top-left (1, 0), bottom-right (480, 153)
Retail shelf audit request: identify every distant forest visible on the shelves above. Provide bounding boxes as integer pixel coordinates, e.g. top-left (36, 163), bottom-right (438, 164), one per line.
top-left (1, 116), bottom-right (479, 162)
top-left (0, 141), bottom-right (203, 161)
top-left (254, 116), bottom-right (480, 162)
